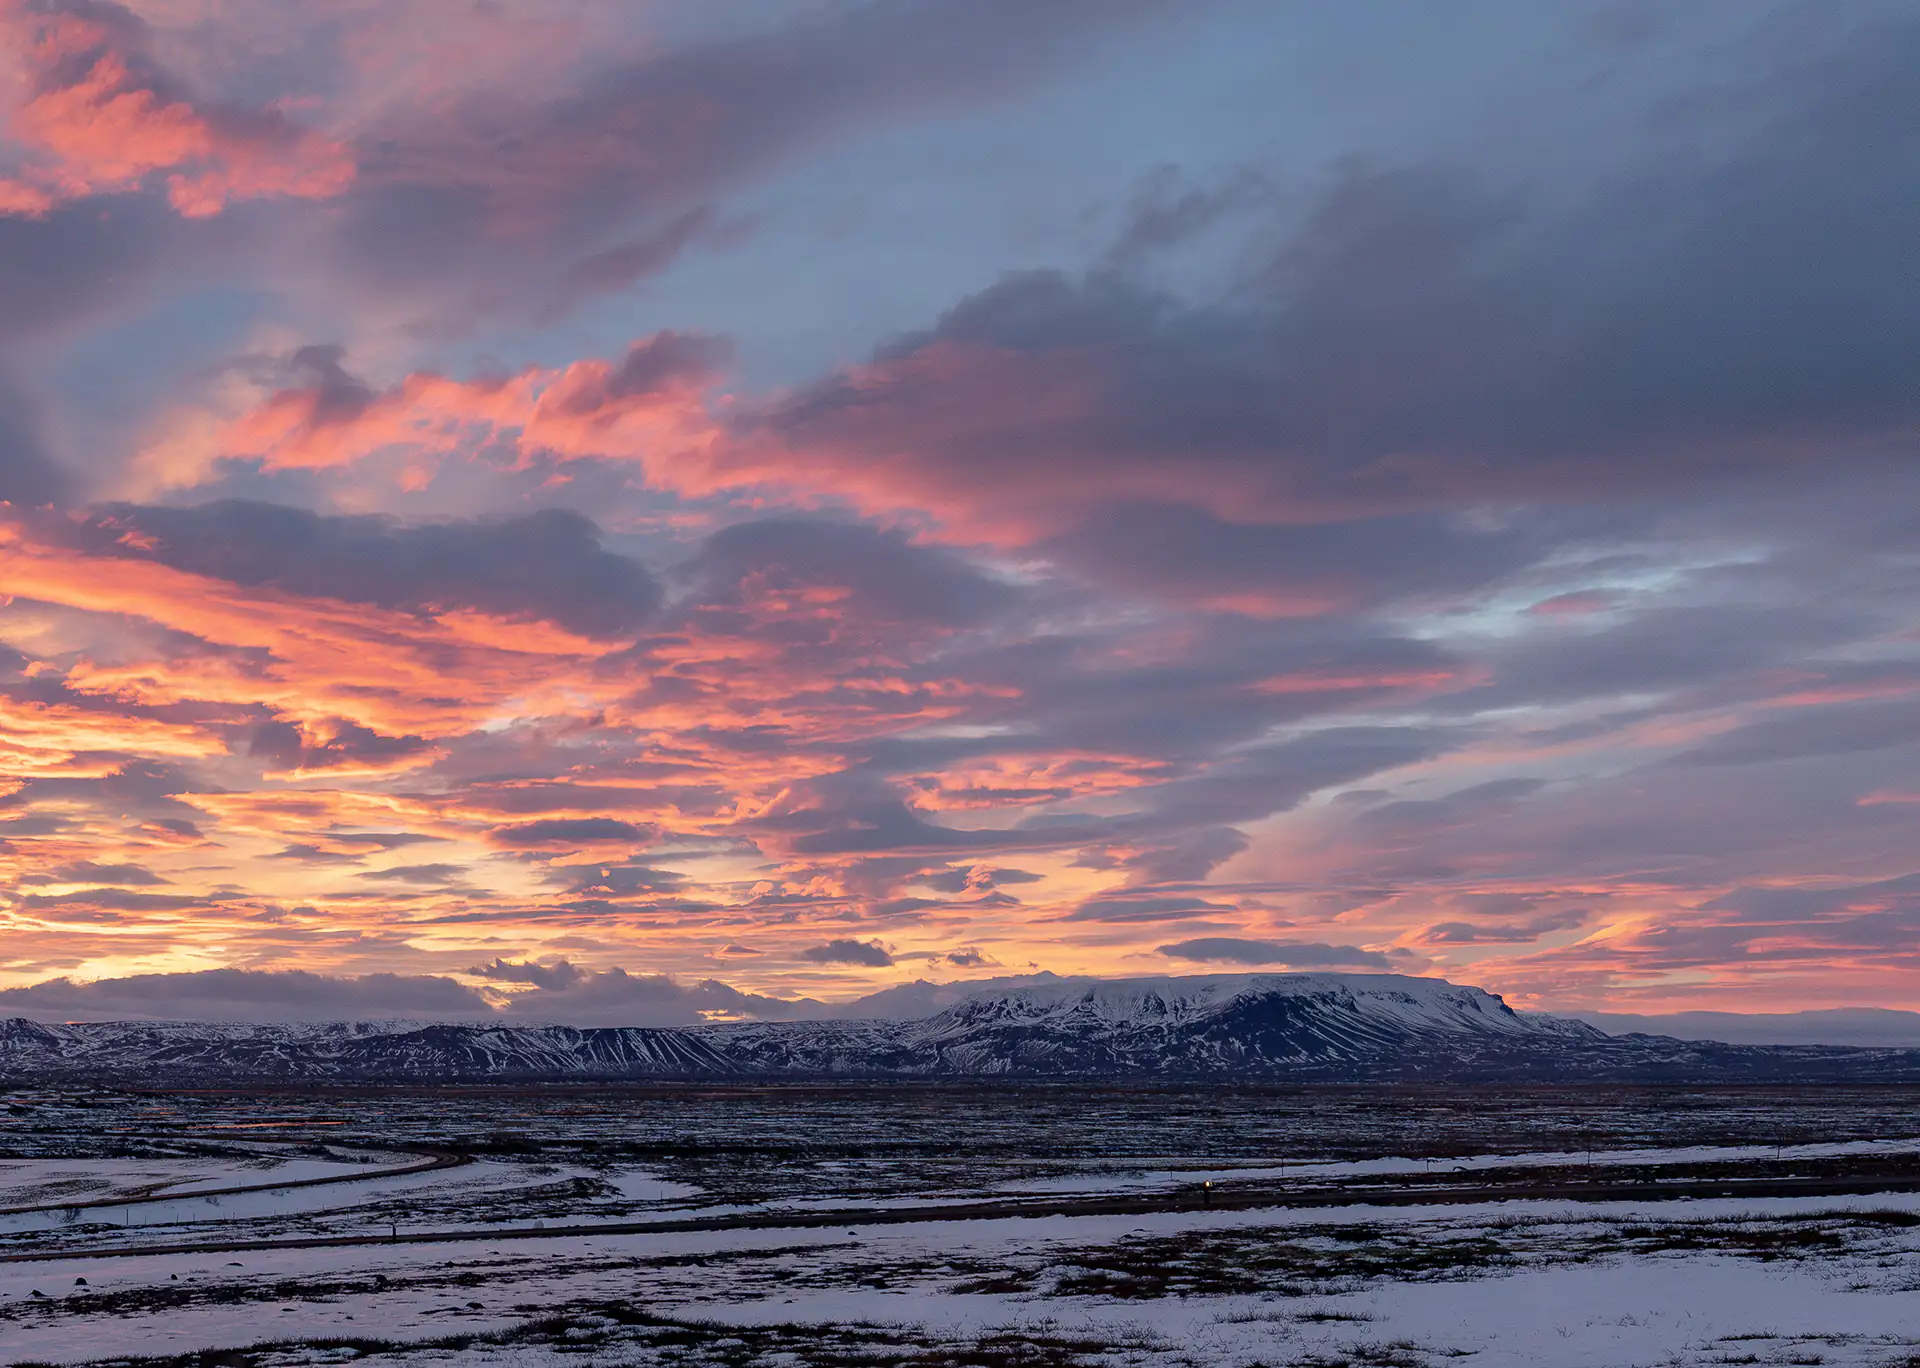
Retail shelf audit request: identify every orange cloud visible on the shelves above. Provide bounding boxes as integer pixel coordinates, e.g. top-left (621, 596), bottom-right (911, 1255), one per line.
top-left (0, 694), bottom-right (226, 768)
top-left (0, 504), bottom-right (1080, 988)
top-left (905, 753), bottom-right (1172, 812)
top-left (179, 334), bottom-right (727, 480)
top-left (0, 519), bottom-right (630, 739)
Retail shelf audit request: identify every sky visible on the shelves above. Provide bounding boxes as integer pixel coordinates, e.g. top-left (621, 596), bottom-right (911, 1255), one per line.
top-left (1, 0), bottom-right (1918, 1024)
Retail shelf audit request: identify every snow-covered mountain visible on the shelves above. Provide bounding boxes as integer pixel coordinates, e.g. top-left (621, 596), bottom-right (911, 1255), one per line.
top-left (5, 972), bottom-right (1920, 1084)
top-left (713, 973), bottom-right (1604, 1078)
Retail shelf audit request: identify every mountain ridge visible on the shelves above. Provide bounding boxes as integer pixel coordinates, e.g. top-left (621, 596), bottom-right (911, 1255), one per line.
top-left (1574, 1006), bottom-right (1920, 1048)
top-left (6, 972), bottom-right (1920, 1085)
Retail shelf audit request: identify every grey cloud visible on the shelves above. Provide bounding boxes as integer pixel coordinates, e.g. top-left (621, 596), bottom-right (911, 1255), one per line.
top-left (798, 939), bottom-right (895, 967)
top-left (984, 627), bottom-right (1468, 760)
top-left (1064, 895), bottom-right (1238, 923)
top-left (1043, 503), bottom-right (1537, 612)
top-left (1703, 874), bottom-right (1920, 924)
top-left (1305, 741), bottom-right (1920, 893)
top-left (1351, 779), bottom-right (1549, 835)
top-left (1102, 163), bottom-right (1276, 269)
top-left (246, 718), bottom-right (436, 772)
top-left (563, 206), bottom-right (729, 300)
top-left (266, 845), bottom-right (363, 865)
top-left (334, 0), bottom-right (1175, 326)
top-left (1154, 938), bottom-right (1395, 968)
top-left (1675, 700), bottom-right (1920, 766)
top-left (770, 785), bottom-right (1028, 857)
top-left (71, 502), bottom-right (662, 638)
top-left (272, 346), bottom-right (375, 427)
top-left (1136, 727), bottom-right (1449, 829)
top-left (1421, 908), bottom-right (1590, 945)
top-left (266, 832), bottom-right (444, 864)
top-left (1541, 903), bottom-right (1920, 977)
top-left (0, 969), bottom-right (491, 1023)
top-left (353, 864), bottom-right (469, 885)
top-left (40, 862), bottom-right (168, 887)
top-left (0, 964), bottom-right (824, 1026)
top-left (467, 958), bottom-right (586, 991)
top-left (0, 198), bottom-right (181, 343)
top-left (916, 866), bottom-right (1045, 894)
top-left (541, 332), bottom-right (733, 418)
top-left (1116, 827), bottom-right (1250, 885)
top-left (1461, 602), bottom-right (1873, 711)
top-left (486, 819), bottom-right (656, 850)
top-left (751, 15), bottom-right (1920, 532)
top-left (564, 865), bottom-right (690, 897)
top-left (0, 373), bottom-right (69, 507)
top-left (684, 517), bottom-right (1014, 628)
top-left (453, 782), bottom-right (708, 819)
top-left (676, 715), bottom-right (1435, 877)
top-left (18, 889), bottom-right (209, 913)
top-left (493, 966), bottom-right (822, 1026)
top-left (944, 946), bottom-right (996, 968)
top-left (0, 761), bottom-right (195, 818)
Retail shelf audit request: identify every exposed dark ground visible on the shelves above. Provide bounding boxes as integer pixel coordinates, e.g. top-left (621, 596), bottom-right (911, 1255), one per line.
top-left (10, 1082), bottom-right (1920, 1199)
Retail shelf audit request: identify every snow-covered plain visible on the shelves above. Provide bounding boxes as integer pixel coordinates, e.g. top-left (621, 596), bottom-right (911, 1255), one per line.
top-left (5, 1085), bottom-right (1920, 1366)
top-left (7, 1189), bottom-right (1920, 1366)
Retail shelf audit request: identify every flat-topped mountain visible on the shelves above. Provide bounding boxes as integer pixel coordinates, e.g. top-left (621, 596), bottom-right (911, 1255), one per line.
top-left (5, 972), bottom-right (1920, 1084)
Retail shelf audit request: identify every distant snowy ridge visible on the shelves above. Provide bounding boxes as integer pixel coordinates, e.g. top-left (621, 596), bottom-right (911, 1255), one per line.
top-left (921, 973), bottom-right (1600, 1036)
top-left (1575, 1006), bottom-right (1920, 1048)
top-left (5, 972), bottom-right (1920, 1084)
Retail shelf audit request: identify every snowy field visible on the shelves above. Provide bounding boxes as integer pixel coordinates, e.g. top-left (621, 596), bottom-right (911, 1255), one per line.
top-left (3, 1085), bottom-right (1920, 1366)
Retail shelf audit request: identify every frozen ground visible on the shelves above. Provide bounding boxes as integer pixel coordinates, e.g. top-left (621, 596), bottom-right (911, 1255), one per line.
top-left (2, 1085), bottom-right (1919, 1366)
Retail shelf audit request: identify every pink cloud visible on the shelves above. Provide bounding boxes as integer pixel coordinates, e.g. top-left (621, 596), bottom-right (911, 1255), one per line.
top-left (0, 0), bottom-right (353, 218)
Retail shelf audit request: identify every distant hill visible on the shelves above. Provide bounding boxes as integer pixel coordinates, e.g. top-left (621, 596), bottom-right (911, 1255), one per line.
top-left (9, 972), bottom-right (1920, 1085)
top-left (1574, 1007), bottom-right (1920, 1048)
